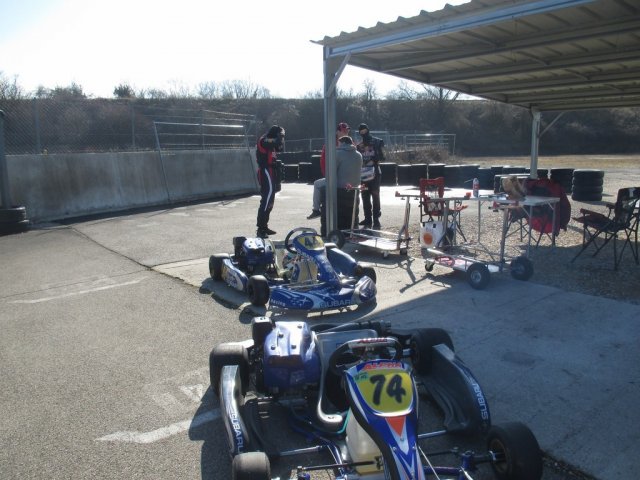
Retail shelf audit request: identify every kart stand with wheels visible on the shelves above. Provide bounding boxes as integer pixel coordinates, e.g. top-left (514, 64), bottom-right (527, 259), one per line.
top-left (327, 186), bottom-right (411, 258)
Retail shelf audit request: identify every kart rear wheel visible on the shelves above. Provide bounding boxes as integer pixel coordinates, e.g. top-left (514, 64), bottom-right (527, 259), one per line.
top-left (232, 451), bottom-right (271, 480)
top-left (410, 328), bottom-right (454, 374)
top-left (510, 256), bottom-right (533, 281)
top-left (247, 275), bottom-right (270, 306)
top-left (209, 254), bottom-right (229, 281)
top-left (467, 262), bottom-right (491, 290)
top-left (209, 343), bottom-right (249, 396)
top-left (487, 422), bottom-right (543, 480)
top-left (327, 229), bottom-right (345, 249)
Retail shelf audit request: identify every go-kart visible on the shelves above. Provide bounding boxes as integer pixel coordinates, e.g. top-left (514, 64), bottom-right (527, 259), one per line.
top-left (209, 227), bottom-right (377, 310)
top-left (210, 318), bottom-right (543, 480)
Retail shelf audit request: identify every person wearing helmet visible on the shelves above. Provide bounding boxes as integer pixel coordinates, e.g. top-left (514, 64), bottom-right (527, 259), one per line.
top-left (356, 123), bottom-right (385, 229)
top-left (256, 125), bottom-right (285, 238)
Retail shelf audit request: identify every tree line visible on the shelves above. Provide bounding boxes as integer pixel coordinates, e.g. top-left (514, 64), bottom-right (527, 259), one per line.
top-left (1, 72), bottom-right (639, 156)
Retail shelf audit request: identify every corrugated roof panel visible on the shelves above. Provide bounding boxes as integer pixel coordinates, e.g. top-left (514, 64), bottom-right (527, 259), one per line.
top-left (315, 0), bottom-right (640, 111)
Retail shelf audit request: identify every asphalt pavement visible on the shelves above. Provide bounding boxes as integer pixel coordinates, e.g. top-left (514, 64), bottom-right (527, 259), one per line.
top-left (1, 182), bottom-right (638, 480)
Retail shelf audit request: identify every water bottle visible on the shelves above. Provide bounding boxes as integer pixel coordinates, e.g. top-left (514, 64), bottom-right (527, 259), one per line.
top-left (472, 177), bottom-right (479, 197)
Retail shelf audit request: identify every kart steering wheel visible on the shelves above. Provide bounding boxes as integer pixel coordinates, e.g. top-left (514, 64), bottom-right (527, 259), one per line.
top-left (284, 227), bottom-right (318, 253)
top-left (328, 337), bottom-right (403, 376)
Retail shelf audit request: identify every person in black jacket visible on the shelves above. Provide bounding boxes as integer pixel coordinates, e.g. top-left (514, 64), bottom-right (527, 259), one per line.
top-left (356, 123), bottom-right (385, 229)
top-left (255, 125), bottom-right (285, 237)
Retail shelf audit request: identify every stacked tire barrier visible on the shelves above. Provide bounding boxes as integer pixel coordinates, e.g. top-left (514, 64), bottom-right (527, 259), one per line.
top-left (380, 163), bottom-right (397, 186)
top-left (410, 164), bottom-right (427, 186)
top-left (443, 165), bottom-right (460, 188)
top-left (477, 167), bottom-right (494, 189)
top-left (0, 205), bottom-right (30, 235)
top-left (427, 163), bottom-right (446, 179)
top-left (397, 164), bottom-right (413, 185)
top-left (459, 164), bottom-right (479, 189)
top-left (298, 162), bottom-right (312, 183)
top-left (550, 168), bottom-right (574, 194)
top-left (571, 169), bottom-right (604, 201)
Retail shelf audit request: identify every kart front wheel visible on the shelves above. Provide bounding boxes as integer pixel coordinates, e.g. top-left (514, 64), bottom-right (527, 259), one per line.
top-left (209, 253), bottom-right (229, 281)
top-left (209, 343), bottom-right (249, 396)
top-left (247, 275), bottom-right (270, 306)
top-left (232, 451), bottom-right (271, 480)
top-left (327, 229), bottom-right (345, 249)
top-left (487, 422), bottom-right (543, 480)
top-left (410, 328), bottom-right (454, 374)
top-left (355, 263), bottom-right (377, 284)
top-left (510, 256), bottom-right (533, 281)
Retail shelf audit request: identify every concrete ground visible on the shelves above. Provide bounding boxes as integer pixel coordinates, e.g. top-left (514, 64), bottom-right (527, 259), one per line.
top-left (1, 182), bottom-right (638, 479)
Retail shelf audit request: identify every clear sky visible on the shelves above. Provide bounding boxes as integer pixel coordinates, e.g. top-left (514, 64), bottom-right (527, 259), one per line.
top-left (0, 0), bottom-right (469, 99)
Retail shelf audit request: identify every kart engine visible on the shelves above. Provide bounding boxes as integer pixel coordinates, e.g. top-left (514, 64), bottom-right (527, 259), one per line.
top-left (234, 236), bottom-right (275, 272)
top-left (260, 321), bottom-right (320, 393)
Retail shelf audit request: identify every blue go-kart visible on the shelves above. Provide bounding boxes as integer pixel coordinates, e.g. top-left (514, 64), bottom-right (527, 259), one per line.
top-left (209, 227), bottom-right (377, 310)
top-left (211, 318), bottom-right (543, 480)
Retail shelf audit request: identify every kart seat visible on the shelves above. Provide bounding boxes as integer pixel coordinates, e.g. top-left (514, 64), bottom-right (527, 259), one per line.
top-left (313, 328), bottom-right (378, 430)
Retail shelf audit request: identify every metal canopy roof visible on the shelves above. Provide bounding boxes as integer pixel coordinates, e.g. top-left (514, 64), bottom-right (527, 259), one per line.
top-left (314, 0), bottom-right (640, 112)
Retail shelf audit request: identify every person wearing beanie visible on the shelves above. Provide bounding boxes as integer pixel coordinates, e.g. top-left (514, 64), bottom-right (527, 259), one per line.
top-left (255, 125), bottom-right (285, 237)
top-left (356, 123), bottom-right (385, 229)
top-left (306, 122), bottom-right (351, 219)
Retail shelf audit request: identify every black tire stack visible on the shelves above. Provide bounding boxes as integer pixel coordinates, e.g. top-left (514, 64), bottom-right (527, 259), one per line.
top-left (298, 162), bottom-right (312, 183)
top-left (0, 205), bottom-right (30, 235)
top-left (379, 162), bottom-right (397, 186)
top-left (410, 164), bottom-right (427, 186)
top-left (459, 164), bottom-right (479, 188)
top-left (443, 165), bottom-right (461, 188)
top-left (283, 164), bottom-right (299, 183)
top-left (427, 163), bottom-right (445, 179)
top-left (571, 169), bottom-right (604, 201)
top-left (550, 168), bottom-right (574, 194)
top-left (477, 167), bottom-right (494, 190)
top-left (397, 164), bottom-right (413, 185)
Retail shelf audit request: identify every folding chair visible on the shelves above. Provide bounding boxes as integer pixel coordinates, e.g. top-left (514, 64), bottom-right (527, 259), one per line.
top-left (506, 178), bottom-right (571, 247)
top-left (571, 187), bottom-right (640, 270)
top-left (419, 177), bottom-right (467, 243)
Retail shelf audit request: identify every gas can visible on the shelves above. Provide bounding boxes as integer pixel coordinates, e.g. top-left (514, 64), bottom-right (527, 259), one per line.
top-left (472, 177), bottom-right (479, 197)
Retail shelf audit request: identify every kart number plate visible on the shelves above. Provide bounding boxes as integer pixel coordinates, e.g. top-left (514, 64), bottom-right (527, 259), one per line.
top-left (353, 368), bottom-right (413, 414)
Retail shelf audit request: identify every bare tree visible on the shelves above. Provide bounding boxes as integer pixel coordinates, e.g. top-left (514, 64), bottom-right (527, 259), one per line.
top-left (219, 79), bottom-right (271, 100)
top-left (113, 83), bottom-right (136, 99)
top-left (0, 72), bottom-right (26, 100)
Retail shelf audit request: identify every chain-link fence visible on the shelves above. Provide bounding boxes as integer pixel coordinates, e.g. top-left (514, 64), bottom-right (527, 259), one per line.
top-left (0, 99), bottom-right (257, 155)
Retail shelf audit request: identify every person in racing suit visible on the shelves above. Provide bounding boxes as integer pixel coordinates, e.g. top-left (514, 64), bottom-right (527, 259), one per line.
top-left (356, 123), bottom-right (385, 229)
top-left (256, 125), bottom-right (285, 238)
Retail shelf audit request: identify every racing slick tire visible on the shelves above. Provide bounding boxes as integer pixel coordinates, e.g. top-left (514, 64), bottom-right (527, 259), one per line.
top-left (487, 422), bottom-right (543, 480)
top-left (232, 451), bottom-right (271, 480)
top-left (209, 254), bottom-right (229, 281)
top-left (327, 229), bottom-right (345, 249)
top-left (247, 275), bottom-right (270, 306)
top-left (467, 262), bottom-right (491, 290)
top-left (209, 343), bottom-right (249, 397)
top-left (510, 256), bottom-right (533, 281)
top-left (410, 328), bottom-right (454, 374)
top-left (354, 263), bottom-right (377, 284)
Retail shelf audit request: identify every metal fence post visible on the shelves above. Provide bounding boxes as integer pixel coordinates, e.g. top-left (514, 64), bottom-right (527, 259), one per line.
top-left (33, 98), bottom-right (41, 154)
top-left (0, 110), bottom-right (13, 207)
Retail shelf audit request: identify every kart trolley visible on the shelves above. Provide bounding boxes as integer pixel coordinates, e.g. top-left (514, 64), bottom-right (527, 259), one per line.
top-left (400, 187), bottom-right (547, 289)
top-left (327, 185), bottom-right (412, 258)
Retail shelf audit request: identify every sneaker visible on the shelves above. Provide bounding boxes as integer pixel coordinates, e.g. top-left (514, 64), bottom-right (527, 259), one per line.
top-left (306, 210), bottom-right (321, 219)
top-left (373, 221), bottom-right (381, 229)
top-left (264, 227), bottom-right (277, 235)
top-left (359, 219), bottom-right (372, 226)
top-left (256, 229), bottom-right (269, 238)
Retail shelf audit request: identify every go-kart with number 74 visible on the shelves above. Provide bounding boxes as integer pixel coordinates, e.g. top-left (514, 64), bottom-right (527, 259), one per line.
top-left (211, 317), bottom-right (544, 480)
